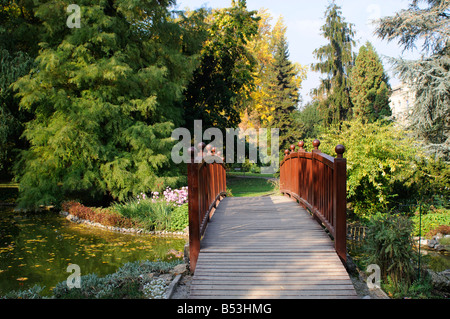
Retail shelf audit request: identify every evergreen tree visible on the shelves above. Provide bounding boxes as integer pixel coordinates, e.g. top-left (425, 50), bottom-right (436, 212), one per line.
top-left (349, 42), bottom-right (391, 122)
top-left (267, 35), bottom-right (299, 149)
top-left (12, 0), bottom-right (202, 208)
top-left (293, 101), bottom-right (324, 141)
top-left (375, 0), bottom-right (450, 160)
top-left (311, 1), bottom-right (355, 125)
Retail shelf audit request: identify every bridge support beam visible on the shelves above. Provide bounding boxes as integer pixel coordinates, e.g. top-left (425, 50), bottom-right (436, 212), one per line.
top-left (187, 161), bottom-right (200, 273)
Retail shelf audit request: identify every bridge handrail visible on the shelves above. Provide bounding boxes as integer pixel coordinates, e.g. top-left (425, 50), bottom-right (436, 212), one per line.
top-left (187, 144), bottom-right (227, 272)
top-left (280, 139), bottom-right (347, 262)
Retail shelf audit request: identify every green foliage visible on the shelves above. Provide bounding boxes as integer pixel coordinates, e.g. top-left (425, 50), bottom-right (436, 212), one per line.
top-left (266, 35), bottom-right (300, 150)
top-left (312, 119), bottom-right (417, 218)
top-left (12, 0), bottom-right (201, 208)
top-left (411, 207), bottom-right (450, 237)
top-left (3, 285), bottom-right (45, 299)
top-left (111, 198), bottom-right (174, 232)
top-left (364, 213), bottom-right (417, 291)
top-left (349, 42), bottom-right (391, 122)
top-left (293, 101), bottom-right (325, 140)
top-left (0, 1), bottom-right (42, 56)
top-left (50, 260), bottom-right (180, 299)
top-left (406, 154), bottom-right (450, 203)
top-left (311, 2), bottom-right (355, 124)
top-left (168, 203), bottom-right (189, 231)
top-left (183, 0), bottom-right (259, 131)
top-left (63, 196), bottom-right (189, 232)
top-left (375, 0), bottom-right (450, 160)
top-left (384, 274), bottom-right (435, 299)
top-left (0, 49), bottom-right (34, 175)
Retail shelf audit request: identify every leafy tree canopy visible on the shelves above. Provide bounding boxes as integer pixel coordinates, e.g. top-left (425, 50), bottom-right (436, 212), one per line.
top-left (13, 0), bottom-right (203, 208)
top-left (183, 0), bottom-right (259, 132)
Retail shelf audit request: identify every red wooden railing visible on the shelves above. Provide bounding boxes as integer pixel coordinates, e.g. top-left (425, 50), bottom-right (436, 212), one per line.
top-left (187, 143), bottom-right (227, 272)
top-left (280, 139), bottom-right (347, 262)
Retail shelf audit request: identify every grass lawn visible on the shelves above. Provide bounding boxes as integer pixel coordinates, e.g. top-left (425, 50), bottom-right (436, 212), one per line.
top-left (226, 175), bottom-right (278, 197)
top-left (226, 171), bottom-right (276, 178)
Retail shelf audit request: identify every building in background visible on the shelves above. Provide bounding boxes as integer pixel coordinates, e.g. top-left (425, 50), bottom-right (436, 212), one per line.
top-left (389, 83), bottom-right (416, 125)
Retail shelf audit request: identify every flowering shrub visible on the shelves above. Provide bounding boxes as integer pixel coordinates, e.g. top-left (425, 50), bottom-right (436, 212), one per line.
top-left (137, 186), bottom-right (188, 207)
top-left (62, 186), bottom-right (190, 232)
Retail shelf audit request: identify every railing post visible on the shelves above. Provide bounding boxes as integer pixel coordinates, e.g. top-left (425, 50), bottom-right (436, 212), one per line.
top-left (333, 144), bottom-right (347, 263)
top-left (187, 147), bottom-right (200, 273)
top-left (311, 139), bottom-right (320, 216)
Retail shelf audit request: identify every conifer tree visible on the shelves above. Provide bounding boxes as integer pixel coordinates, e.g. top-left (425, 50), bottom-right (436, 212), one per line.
top-left (349, 42), bottom-right (391, 122)
top-left (12, 0), bottom-right (202, 208)
top-left (375, 0), bottom-right (450, 159)
top-left (311, 1), bottom-right (355, 125)
top-left (267, 35), bottom-right (300, 149)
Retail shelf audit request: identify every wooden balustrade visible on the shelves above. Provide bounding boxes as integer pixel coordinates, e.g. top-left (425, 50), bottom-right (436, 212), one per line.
top-left (280, 139), bottom-right (347, 262)
top-left (187, 143), bottom-right (227, 272)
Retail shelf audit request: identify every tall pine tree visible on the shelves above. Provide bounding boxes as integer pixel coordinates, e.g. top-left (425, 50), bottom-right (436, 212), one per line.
top-left (349, 42), bottom-right (391, 122)
top-left (311, 1), bottom-right (355, 125)
top-left (12, 0), bottom-right (202, 208)
top-left (268, 35), bottom-right (299, 149)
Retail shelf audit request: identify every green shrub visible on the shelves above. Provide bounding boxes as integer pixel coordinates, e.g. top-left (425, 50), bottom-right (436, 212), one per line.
top-left (411, 207), bottom-right (450, 237)
top-left (168, 204), bottom-right (188, 231)
top-left (50, 260), bottom-right (180, 299)
top-left (364, 213), bottom-right (417, 291)
top-left (111, 198), bottom-right (174, 231)
top-left (3, 285), bottom-right (45, 299)
top-left (309, 119), bottom-right (417, 220)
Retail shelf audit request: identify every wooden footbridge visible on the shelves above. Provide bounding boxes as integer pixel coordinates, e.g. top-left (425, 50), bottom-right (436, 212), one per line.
top-left (185, 141), bottom-right (357, 299)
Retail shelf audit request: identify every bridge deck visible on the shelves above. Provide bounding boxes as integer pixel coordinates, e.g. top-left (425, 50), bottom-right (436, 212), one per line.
top-left (189, 196), bottom-right (358, 299)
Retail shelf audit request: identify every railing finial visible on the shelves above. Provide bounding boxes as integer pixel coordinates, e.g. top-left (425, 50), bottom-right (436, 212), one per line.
top-left (284, 149), bottom-right (289, 157)
top-left (313, 139), bottom-right (320, 150)
top-left (335, 144), bottom-right (345, 158)
top-left (290, 144), bottom-right (295, 153)
top-left (298, 141), bottom-right (304, 151)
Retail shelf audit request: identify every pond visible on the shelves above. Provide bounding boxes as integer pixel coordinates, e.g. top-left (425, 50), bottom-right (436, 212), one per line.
top-left (0, 206), bottom-right (187, 296)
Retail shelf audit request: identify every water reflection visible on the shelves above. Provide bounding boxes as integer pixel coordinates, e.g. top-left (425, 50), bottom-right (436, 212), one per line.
top-left (0, 207), bottom-right (186, 295)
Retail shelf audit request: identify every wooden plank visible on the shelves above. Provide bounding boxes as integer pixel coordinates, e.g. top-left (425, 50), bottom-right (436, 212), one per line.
top-left (191, 284), bottom-right (356, 291)
top-left (190, 291), bottom-right (358, 297)
top-left (189, 196), bottom-right (357, 299)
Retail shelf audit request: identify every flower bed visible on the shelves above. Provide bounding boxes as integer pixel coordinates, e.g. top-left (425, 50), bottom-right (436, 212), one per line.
top-left (61, 187), bottom-right (189, 235)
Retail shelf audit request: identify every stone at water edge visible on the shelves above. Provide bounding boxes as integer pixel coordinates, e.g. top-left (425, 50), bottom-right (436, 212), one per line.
top-left (172, 264), bottom-right (188, 275)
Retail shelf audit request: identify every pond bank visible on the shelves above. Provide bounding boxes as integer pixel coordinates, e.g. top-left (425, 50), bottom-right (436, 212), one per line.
top-left (60, 211), bottom-right (188, 238)
top-left (3, 260), bottom-right (191, 299)
top-left (0, 206), bottom-right (187, 296)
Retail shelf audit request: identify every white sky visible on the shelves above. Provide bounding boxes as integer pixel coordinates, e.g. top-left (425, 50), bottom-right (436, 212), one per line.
top-left (175, 0), bottom-right (422, 104)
